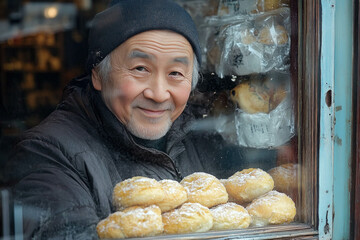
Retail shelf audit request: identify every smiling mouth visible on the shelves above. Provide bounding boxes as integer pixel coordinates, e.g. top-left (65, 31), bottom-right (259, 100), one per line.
top-left (138, 107), bottom-right (168, 117)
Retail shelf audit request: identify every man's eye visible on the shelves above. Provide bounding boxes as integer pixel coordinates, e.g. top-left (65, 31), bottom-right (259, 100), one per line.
top-left (135, 66), bottom-right (147, 72)
top-left (169, 71), bottom-right (183, 77)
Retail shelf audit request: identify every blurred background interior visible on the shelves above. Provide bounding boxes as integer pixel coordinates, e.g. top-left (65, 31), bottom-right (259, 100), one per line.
top-left (0, 0), bottom-right (113, 164)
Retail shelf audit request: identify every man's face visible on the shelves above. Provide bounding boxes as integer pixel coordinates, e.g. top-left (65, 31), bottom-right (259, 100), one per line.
top-left (92, 30), bottom-right (194, 140)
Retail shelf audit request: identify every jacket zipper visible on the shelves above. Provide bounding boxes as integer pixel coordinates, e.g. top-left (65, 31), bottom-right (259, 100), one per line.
top-left (131, 139), bottom-right (183, 181)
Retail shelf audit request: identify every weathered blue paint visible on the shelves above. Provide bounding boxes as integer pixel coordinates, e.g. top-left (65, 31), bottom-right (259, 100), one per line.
top-left (319, 0), bottom-right (353, 239)
top-left (332, 0), bottom-right (353, 238)
top-left (319, 0), bottom-right (335, 239)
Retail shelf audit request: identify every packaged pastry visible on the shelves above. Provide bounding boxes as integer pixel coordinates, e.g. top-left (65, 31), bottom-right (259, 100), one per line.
top-left (232, 71), bottom-right (295, 148)
top-left (256, 0), bottom-right (290, 12)
top-left (257, 24), bottom-right (289, 45)
top-left (215, 7), bottom-right (290, 77)
top-left (257, 0), bottom-right (281, 12)
top-left (230, 75), bottom-right (287, 114)
top-left (218, 0), bottom-right (257, 15)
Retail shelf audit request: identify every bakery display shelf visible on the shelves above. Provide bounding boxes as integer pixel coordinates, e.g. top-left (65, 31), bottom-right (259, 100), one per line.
top-left (0, 32), bottom-right (66, 131)
top-left (2, 44), bottom-right (59, 49)
top-left (124, 223), bottom-right (317, 240)
top-left (3, 32), bottom-right (60, 47)
top-left (2, 67), bottom-right (62, 72)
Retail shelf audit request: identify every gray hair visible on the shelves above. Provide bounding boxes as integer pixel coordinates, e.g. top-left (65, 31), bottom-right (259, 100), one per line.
top-left (95, 54), bottom-right (200, 90)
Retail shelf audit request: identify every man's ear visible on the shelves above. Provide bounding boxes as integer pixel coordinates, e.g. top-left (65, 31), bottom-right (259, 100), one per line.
top-left (91, 69), bottom-right (102, 91)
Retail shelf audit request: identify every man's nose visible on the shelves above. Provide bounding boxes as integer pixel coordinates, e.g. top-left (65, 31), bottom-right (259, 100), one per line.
top-left (143, 75), bottom-right (171, 102)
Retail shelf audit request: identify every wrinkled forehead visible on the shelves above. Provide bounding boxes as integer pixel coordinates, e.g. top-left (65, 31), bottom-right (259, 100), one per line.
top-left (111, 30), bottom-right (194, 63)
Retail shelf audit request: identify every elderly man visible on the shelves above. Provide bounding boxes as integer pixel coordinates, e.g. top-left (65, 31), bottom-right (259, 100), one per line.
top-left (3, 0), bottom-right (276, 238)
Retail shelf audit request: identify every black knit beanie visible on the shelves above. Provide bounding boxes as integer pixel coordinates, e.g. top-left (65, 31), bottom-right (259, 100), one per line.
top-left (86, 0), bottom-right (201, 73)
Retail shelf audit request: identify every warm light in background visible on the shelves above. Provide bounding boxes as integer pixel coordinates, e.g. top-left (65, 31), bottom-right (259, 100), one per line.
top-left (44, 6), bottom-right (58, 19)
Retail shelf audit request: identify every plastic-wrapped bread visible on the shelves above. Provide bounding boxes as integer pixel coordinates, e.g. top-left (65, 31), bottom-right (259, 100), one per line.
top-left (257, 0), bottom-right (282, 12)
top-left (230, 77), bottom-right (287, 114)
top-left (257, 25), bottom-right (289, 45)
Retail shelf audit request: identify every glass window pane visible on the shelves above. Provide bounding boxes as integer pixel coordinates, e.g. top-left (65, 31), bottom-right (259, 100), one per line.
top-left (0, 0), bottom-right (318, 239)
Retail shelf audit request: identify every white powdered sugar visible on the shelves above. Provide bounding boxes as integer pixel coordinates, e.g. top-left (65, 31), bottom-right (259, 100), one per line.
top-left (211, 202), bottom-right (247, 219)
top-left (164, 203), bottom-right (209, 222)
top-left (160, 179), bottom-right (181, 195)
top-left (119, 177), bottom-right (158, 193)
top-left (229, 168), bottom-right (267, 186)
top-left (247, 190), bottom-right (284, 209)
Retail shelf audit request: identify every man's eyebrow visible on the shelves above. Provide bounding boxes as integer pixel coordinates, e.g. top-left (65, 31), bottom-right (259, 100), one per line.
top-left (129, 50), bottom-right (189, 65)
top-left (128, 50), bottom-right (153, 60)
top-left (173, 57), bottom-right (189, 66)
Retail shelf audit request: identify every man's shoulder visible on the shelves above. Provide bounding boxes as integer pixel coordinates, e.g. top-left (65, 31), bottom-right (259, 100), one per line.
top-left (26, 108), bottom-right (91, 137)
top-left (20, 75), bottom-right (96, 147)
top-left (16, 105), bottom-right (100, 161)
top-left (5, 105), bottom-right (109, 185)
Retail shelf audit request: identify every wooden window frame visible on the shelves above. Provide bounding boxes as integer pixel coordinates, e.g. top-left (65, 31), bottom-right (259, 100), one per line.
top-left (352, 0), bottom-right (360, 238)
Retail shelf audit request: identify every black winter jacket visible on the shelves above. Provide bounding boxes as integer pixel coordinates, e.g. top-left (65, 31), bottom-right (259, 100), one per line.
top-left (3, 75), bottom-right (275, 239)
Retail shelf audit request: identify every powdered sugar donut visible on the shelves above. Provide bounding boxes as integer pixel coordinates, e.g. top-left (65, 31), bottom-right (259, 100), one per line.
top-left (157, 179), bottom-right (188, 212)
top-left (210, 202), bottom-right (252, 230)
top-left (162, 202), bottom-right (213, 234)
top-left (220, 178), bottom-right (240, 204)
top-left (96, 212), bottom-right (125, 239)
top-left (246, 190), bottom-right (296, 226)
top-left (268, 163), bottom-right (298, 193)
top-left (225, 168), bottom-right (274, 204)
top-left (112, 176), bottom-right (165, 210)
top-left (96, 205), bottom-right (163, 239)
top-left (180, 172), bottom-right (228, 208)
